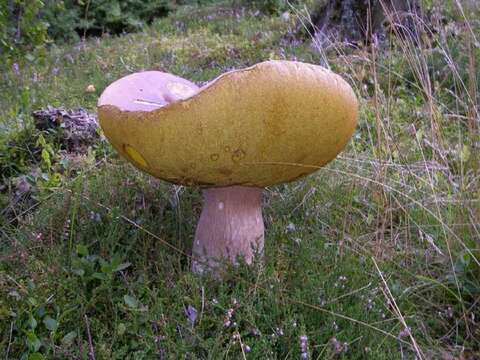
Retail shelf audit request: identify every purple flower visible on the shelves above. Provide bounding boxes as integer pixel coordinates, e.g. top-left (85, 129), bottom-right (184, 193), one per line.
top-left (12, 63), bottom-right (20, 76)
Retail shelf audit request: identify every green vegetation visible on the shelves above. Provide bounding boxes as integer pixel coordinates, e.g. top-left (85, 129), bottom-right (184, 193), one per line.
top-left (1, 1), bottom-right (479, 358)
top-left (0, 0), bottom-right (49, 59)
top-left (0, 0), bottom-right (290, 61)
top-left (1, 0), bottom-right (184, 60)
top-left (43, 0), bottom-right (173, 41)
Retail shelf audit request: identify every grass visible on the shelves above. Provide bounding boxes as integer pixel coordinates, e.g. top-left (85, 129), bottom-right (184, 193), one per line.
top-left (1, 0), bottom-right (479, 358)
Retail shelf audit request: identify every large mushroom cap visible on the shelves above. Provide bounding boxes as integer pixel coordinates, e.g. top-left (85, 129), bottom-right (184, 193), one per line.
top-left (98, 60), bottom-right (358, 187)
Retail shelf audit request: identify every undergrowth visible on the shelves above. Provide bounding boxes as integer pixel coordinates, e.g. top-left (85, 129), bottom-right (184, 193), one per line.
top-left (0, 0), bottom-right (479, 358)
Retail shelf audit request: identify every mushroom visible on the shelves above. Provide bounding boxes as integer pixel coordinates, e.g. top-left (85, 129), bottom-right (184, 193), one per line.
top-left (98, 60), bottom-right (358, 273)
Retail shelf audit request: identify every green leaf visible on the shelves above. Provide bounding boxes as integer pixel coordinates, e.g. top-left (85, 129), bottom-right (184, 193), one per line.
top-left (100, 259), bottom-right (112, 274)
top-left (61, 331), bottom-right (77, 345)
top-left (113, 262), bottom-right (131, 272)
top-left (27, 279), bottom-right (36, 291)
top-left (26, 331), bottom-right (41, 352)
top-left (76, 244), bottom-right (88, 257)
top-left (41, 148), bottom-right (50, 163)
top-left (28, 353), bottom-right (45, 360)
top-left (461, 252), bottom-right (471, 266)
top-left (36, 307), bottom-right (46, 319)
top-left (27, 297), bottom-right (38, 306)
top-left (117, 323), bottom-right (126, 336)
top-left (25, 53), bottom-right (35, 62)
top-left (72, 268), bottom-right (85, 277)
top-left (43, 316), bottom-right (58, 331)
top-left (28, 315), bottom-right (37, 330)
top-left (124, 295), bottom-right (138, 309)
top-left (91, 272), bottom-right (107, 280)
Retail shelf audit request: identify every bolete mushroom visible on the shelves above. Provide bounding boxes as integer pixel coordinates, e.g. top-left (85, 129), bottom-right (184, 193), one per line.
top-left (98, 60), bottom-right (358, 273)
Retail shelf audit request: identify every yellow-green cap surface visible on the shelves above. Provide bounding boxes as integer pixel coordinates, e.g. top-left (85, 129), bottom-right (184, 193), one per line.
top-left (98, 60), bottom-right (358, 187)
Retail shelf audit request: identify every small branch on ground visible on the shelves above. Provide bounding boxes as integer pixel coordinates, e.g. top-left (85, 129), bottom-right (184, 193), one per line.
top-left (84, 314), bottom-right (96, 360)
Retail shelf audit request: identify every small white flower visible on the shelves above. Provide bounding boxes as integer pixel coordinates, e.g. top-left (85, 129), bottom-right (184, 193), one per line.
top-left (286, 223), bottom-right (296, 232)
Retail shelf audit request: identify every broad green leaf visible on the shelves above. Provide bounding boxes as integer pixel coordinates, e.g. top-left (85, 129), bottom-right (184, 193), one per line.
top-left (61, 331), bottom-right (77, 345)
top-left (76, 244), bottom-right (88, 257)
top-left (43, 316), bottom-right (58, 331)
top-left (26, 331), bottom-right (41, 352)
top-left (124, 295), bottom-right (138, 309)
top-left (28, 353), bottom-right (45, 360)
top-left (113, 262), bottom-right (131, 272)
top-left (92, 272), bottom-right (107, 280)
top-left (72, 268), bottom-right (85, 277)
top-left (28, 315), bottom-right (37, 330)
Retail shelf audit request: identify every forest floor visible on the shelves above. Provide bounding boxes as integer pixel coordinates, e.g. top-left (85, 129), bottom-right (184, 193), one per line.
top-left (0, 1), bottom-right (479, 359)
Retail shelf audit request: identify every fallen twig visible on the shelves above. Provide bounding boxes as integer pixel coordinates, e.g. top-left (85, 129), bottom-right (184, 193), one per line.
top-left (84, 314), bottom-right (96, 360)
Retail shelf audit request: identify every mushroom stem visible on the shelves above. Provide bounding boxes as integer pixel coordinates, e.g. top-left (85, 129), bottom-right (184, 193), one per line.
top-left (192, 186), bottom-right (264, 273)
